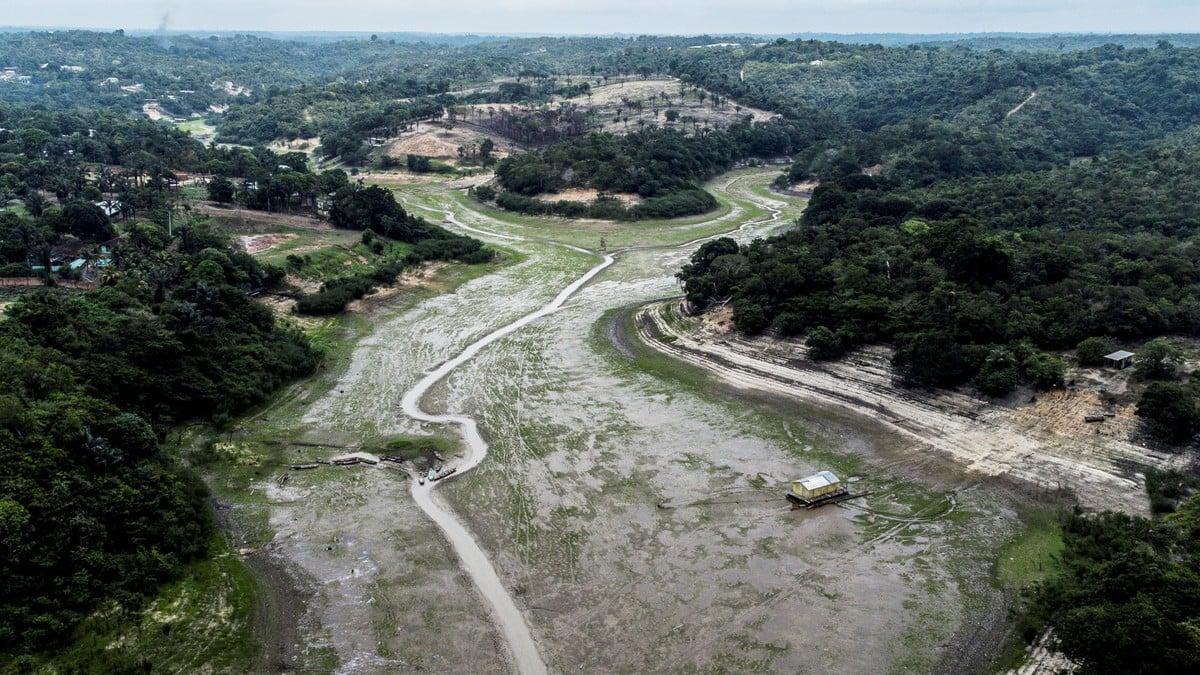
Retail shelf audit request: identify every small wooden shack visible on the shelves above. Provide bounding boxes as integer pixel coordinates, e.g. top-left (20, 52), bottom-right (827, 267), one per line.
top-left (789, 471), bottom-right (844, 501)
top-left (1104, 350), bottom-right (1135, 369)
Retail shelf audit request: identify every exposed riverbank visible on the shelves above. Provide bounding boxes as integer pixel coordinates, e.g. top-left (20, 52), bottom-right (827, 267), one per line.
top-left (202, 169), bottom-right (1035, 673)
top-left (632, 299), bottom-right (1182, 515)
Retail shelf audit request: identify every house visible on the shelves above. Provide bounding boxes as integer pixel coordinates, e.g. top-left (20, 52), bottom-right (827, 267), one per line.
top-left (1104, 350), bottom-right (1135, 369)
top-left (789, 470), bottom-right (844, 501)
top-left (94, 200), bottom-right (124, 218)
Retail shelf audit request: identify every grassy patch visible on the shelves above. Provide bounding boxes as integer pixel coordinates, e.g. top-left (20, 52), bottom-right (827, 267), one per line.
top-left (389, 168), bottom-right (794, 250)
top-left (366, 435), bottom-right (459, 465)
top-left (1, 200), bottom-right (30, 218)
top-left (994, 508), bottom-right (1065, 590)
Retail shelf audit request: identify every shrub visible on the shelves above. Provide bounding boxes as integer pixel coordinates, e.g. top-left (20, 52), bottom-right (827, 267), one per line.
top-left (1024, 352), bottom-right (1066, 390)
top-left (1076, 336), bottom-right (1118, 366)
top-left (1137, 382), bottom-right (1199, 443)
top-left (473, 185), bottom-right (497, 202)
top-left (975, 348), bottom-right (1021, 397)
top-left (732, 302), bottom-right (769, 334)
top-left (1136, 338), bottom-right (1183, 380)
top-left (806, 326), bottom-right (847, 361)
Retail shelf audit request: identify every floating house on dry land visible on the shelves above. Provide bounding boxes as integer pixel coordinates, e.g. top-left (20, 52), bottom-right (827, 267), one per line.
top-left (1104, 350), bottom-right (1135, 369)
top-left (787, 470), bottom-right (846, 505)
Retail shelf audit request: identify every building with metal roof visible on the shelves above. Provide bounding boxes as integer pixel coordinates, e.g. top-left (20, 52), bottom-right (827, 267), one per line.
top-left (790, 470), bottom-right (843, 501)
top-left (1104, 350), bottom-right (1135, 369)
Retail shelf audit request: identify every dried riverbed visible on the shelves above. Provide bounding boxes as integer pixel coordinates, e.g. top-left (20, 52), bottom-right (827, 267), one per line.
top-left (216, 170), bottom-right (1030, 673)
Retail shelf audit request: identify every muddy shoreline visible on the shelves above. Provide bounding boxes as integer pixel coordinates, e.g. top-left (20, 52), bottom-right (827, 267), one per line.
top-left (633, 300), bottom-right (1176, 515)
top-left (212, 500), bottom-right (315, 672)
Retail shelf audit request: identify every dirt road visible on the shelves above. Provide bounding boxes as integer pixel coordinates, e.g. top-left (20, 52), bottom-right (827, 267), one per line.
top-left (400, 219), bottom-right (613, 674)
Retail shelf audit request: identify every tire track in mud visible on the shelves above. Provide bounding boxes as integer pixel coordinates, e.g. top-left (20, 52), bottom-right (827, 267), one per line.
top-left (392, 175), bottom-right (790, 674)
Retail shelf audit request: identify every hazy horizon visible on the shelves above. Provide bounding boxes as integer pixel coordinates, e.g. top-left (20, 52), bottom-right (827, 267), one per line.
top-left (4, 1), bottom-right (1199, 36)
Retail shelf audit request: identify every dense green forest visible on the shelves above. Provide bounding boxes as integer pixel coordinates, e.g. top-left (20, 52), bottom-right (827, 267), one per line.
top-left (488, 120), bottom-right (800, 219)
top-left (1024, 488), bottom-right (1200, 673)
top-left (675, 40), bottom-right (1200, 406)
top-left (0, 220), bottom-right (318, 649)
top-left (678, 142), bottom-right (1200, 390)
top-left (0, 70), bottom-right (492, 653)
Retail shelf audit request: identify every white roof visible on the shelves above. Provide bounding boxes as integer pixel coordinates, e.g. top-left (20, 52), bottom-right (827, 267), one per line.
top-left (796, 470), bottom-right (840, 491)
top-left (1105, 350), bottom-right (1135, 360)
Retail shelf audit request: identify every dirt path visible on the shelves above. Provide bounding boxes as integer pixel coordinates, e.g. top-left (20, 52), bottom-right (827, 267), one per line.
top-left (400, 213), bottom-right (613, 674)
top-left (635, 301), bottom-right (1181, 514)
top-left (395, 180), bottom-right (789, 673)
top-left (194, 203), bottom-right (331, 231)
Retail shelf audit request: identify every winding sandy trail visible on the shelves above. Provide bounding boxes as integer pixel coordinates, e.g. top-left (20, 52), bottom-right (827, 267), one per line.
top-left (400, 210), bottom-right (612, 675)
top-left (1006, 90), bottom-right (1037, 118)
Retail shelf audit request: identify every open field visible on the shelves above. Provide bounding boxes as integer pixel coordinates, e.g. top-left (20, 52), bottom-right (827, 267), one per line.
top-left (192, 168), bottom-right (1059, 673)
top-left (177, 118), bottom-right (218, 144)
top-left (389, 168), bottom-right (804, 251)
top-left (194, 203), bottom-right (332, 232)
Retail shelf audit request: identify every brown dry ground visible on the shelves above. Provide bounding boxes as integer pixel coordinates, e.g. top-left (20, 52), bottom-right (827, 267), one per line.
top-left (239, 232), bottom-right (297, 254)
top-left (384, 122), bottom-right (522, 163)
top-left (267, 136), bottom-right (321, 155)
top-left (379, 77), bottom-right (776, 167)
top-left (534, 187), bottom-right (643, 205)
top-left (142, 102), bottom-right (169, 120)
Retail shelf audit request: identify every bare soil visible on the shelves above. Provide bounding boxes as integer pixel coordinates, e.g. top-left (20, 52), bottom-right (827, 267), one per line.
top-left (535, 188), bottom-right (642, 206)
top-left (194, 203), bottom-right (332, 232)
top-left (239, 233), bottom-right (298, 254)
top-left (384, 123), bottom-right (521, 162)
top-left (215, 171), bottom-right (1025, 673)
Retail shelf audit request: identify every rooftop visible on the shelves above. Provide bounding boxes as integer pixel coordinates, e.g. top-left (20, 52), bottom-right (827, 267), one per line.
top-left (1104, 350), bottom-right (1135, 361)
top-left (797, 470), bottom-right (840, 491)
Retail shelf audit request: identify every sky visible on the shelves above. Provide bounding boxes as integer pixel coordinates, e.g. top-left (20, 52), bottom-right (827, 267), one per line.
top-left (4, 0), bottom-right (1199, 36)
